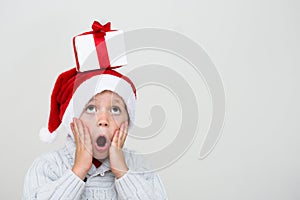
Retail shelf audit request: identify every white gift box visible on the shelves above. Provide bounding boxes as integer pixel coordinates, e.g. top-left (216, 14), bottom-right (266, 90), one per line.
top-left (73, 30), bottom-right (127, 72)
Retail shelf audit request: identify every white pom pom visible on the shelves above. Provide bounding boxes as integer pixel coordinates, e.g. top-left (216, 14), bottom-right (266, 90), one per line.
top-left (39, 127), bottom-right (58, 143)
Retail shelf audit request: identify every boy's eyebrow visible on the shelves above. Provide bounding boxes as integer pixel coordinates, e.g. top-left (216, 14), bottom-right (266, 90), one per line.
top-left (112, 98), bottom-right (122, 104)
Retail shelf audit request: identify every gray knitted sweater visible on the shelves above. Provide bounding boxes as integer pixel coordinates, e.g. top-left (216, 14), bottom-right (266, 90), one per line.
top-left (22, 136), bottom-right (168, 199)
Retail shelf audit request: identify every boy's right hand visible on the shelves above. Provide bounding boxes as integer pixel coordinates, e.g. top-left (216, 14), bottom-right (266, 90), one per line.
top-left (70, 118), bottom-right (93, 180)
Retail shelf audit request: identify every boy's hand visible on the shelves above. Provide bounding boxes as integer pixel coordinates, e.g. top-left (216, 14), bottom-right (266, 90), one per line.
top-left (109, 121), bottom-right (129, 179)
top-left (71, 118), bottom-right (93, 180)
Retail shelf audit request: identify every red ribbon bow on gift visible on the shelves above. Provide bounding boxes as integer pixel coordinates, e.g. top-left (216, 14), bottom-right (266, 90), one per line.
top-left (91, 21), bottom-right (111, 34)
top-left (73, 21), bottom-right (118, 71)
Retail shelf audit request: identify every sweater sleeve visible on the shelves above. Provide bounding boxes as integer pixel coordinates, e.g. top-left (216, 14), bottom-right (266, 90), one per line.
top-left (115, 170), bottom-right (168, 200)
top-left (114, 151), bottom-right (168, 200)
top-left (22, 155), bottom-right (85, 200)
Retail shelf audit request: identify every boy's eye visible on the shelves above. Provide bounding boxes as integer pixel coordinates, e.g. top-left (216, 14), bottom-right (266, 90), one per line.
top-left (86, 105), bottom-right (96, 113)
top-left (111, 106), bottom-right (121, 115)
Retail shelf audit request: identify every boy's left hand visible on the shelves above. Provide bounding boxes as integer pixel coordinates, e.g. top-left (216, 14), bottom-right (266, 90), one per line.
top-left (109, 121), bottom-right (129, 179)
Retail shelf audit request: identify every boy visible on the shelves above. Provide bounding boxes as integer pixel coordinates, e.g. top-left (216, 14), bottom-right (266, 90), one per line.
top-left (22, 22), bottom-right (168, 200)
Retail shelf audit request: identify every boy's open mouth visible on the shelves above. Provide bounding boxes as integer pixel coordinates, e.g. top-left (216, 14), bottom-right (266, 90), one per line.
top-left (95, 135), bottom-right (110, 151)
top-left (96, 136), bottom-right (106, 147)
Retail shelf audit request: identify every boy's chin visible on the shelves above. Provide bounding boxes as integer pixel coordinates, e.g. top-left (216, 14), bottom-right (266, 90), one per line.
top-left (93, 150), bottom-right (109, 160)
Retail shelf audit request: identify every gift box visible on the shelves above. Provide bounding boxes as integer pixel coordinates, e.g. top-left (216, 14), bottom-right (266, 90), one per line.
top-left (73, 21), bottom-right (127, 72)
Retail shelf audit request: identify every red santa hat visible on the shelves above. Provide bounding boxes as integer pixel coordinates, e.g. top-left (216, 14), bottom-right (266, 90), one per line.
top-left (40, 21), bottom-right (136, 143)
top-left (40, 67), bottom-right (136, 143)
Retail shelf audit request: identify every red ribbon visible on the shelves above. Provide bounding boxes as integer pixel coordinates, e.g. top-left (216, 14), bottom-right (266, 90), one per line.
top-left (92, 21), bottom-right (111, 33)
top-left (92, 21), bottom-right (111, 69)
top-left (73, 21), bottom-right (116, 71)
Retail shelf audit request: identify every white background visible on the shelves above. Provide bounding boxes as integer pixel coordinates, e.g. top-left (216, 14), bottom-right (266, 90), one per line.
top-left (0, 0), bottom-right (299, 199)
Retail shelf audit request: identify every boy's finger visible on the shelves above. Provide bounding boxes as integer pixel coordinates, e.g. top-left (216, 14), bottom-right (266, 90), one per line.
top-left (118, 123), bottom-right (125, 148)
top-left (70, 122), bottom-right (78, 143)
top-left (83, 124), bottom-right (92, 155)
top-left (75, 118), bottom-right (84, 145)
top-left (119, 122), bottom-right (128, 148)
top-left (120, 132), bottom-right (127, 148)
top-left (83, 124), bottom-right (91, 144)
top-left (71, 121), bottom-right (80, 144)
top-left (112, 130), bottom-right (119, 147)
top-left (121, 121), bottom-right (128, 144)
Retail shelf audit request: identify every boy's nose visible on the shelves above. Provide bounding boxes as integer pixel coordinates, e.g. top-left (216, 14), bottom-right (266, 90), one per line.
top-left (97, 112), bottom-right (109, 127)
top-left (98, 120), bottom-right (108, 127)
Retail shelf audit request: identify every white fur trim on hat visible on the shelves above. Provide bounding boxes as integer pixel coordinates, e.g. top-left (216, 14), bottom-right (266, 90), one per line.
top-left (39, 127), bottom-right (58, 143)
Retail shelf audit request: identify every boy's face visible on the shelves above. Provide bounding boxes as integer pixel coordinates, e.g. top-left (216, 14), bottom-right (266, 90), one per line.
top-left (79, 90), bottom-right (129, 160)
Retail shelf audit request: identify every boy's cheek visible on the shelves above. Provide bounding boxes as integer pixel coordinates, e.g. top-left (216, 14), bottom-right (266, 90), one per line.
top-left (112, 115), bottom-right (128, 126)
